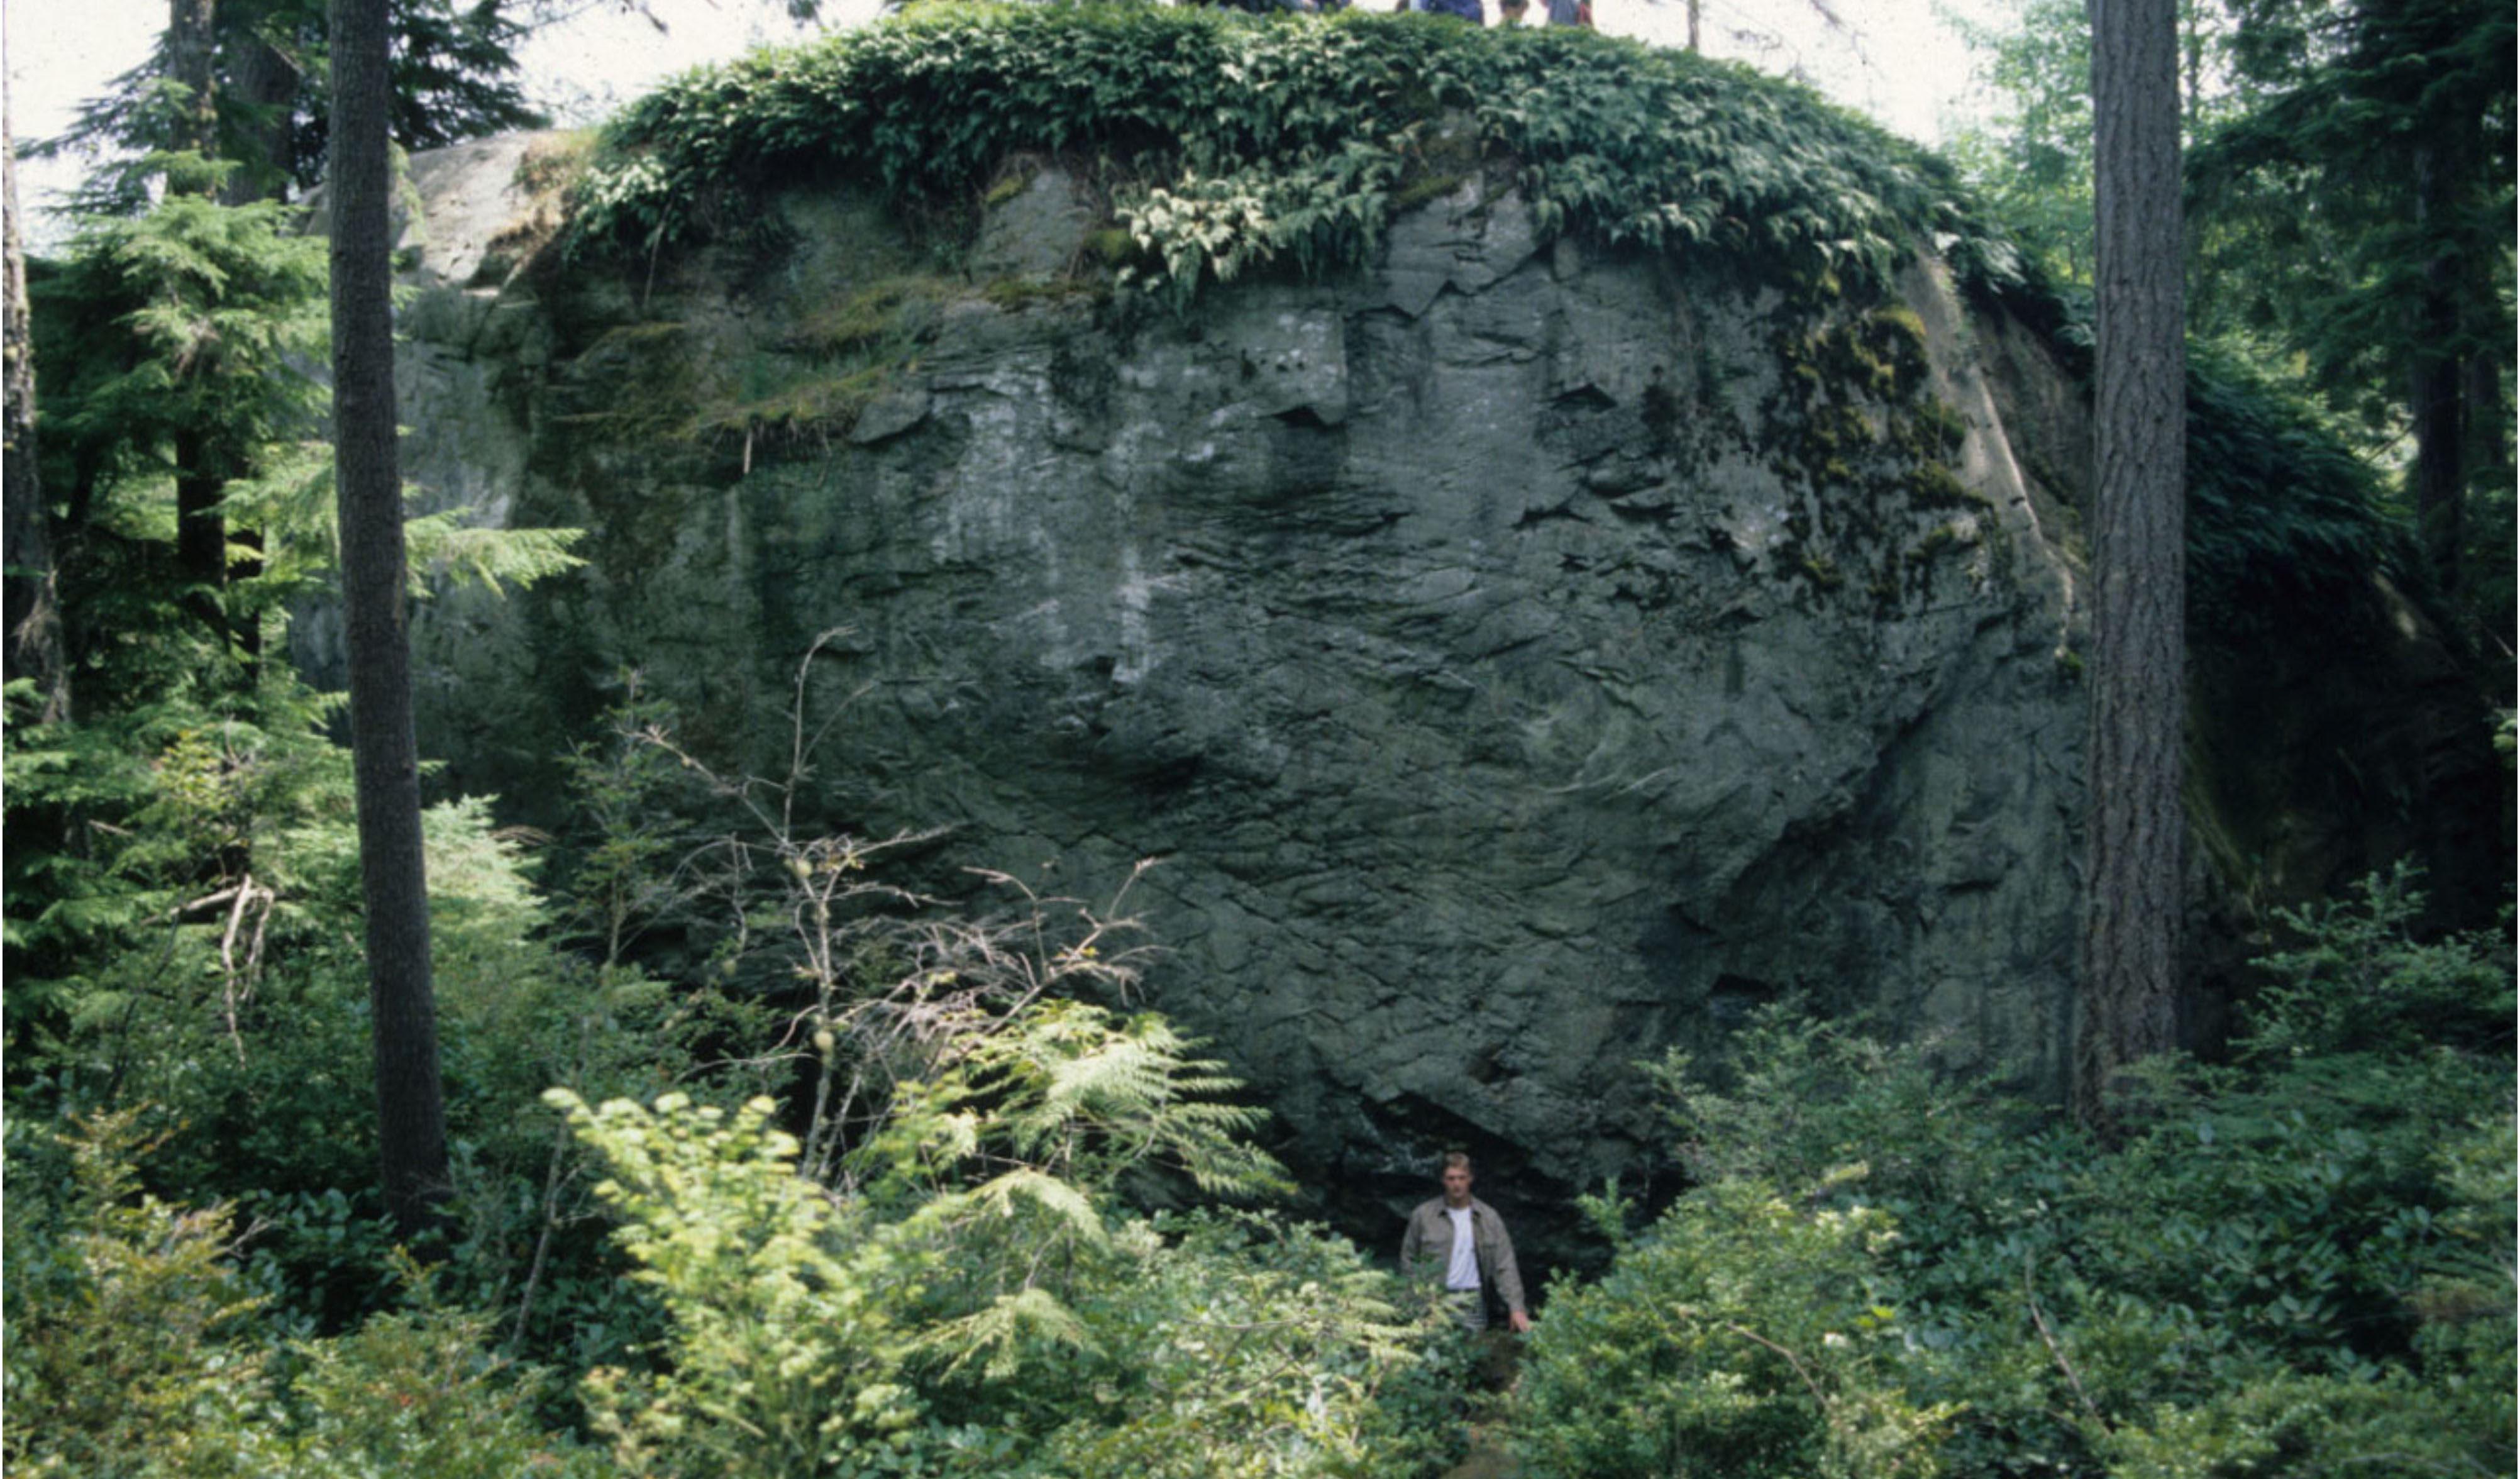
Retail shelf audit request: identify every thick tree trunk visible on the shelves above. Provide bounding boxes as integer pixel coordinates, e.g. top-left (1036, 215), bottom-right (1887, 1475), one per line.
top-left (332, 0), bottom-right (451, 1241)
top-left (2077, 0), bottom-right (2187, 1130)
top-left (219, 16), bottom-right (301, 208)
top-left (3, 85), bottom-right (65, 719)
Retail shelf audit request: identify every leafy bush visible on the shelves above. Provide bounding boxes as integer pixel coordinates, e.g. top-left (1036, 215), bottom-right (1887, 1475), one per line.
top-left (273, 1269), bottom-right (611, 1479)
top-left (3, 1112), bottom-right (282, 1478)
top-left (1515, 873), bottom-right (2515, 1479)
top-left (1, 1112), bottom-right (605, 1478)
top-left (1514, 1171), bottom-right (1956, 1479)
top-left (550, 979), bottom-right (1461, 1477)
top-left (1033, 1209), bottom-right (1462, 1479)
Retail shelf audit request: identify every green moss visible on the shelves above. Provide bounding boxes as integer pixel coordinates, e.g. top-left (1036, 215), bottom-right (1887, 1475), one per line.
top-left (1083, 227), bottom-right (1139, 265)
top-left (983, 162), bottom-right (1038, 209)
top-left (981, 275), bottom-right (1102, 311)
top-left (513, 130), bottom-right (597, 197)
top-left (1389, 172), bottom-right (1467, 216)
top-left (1799, 553), bottom-right (1844, 590)
top-left (697, 353), bottom-right (895, 440)
top-left (569, 6), bottom-right (1986, 307)
top-left (485, 133), bottom-right (601, 284)
top-left (793, 275), bottom-right (954, 355)
top-left (1909, 397), bottom-right (1966, 457)
top-left (557, 269), bottom-right (956, 460)
top-left (1908, 460), bottom-right (1989, 511)
top-left (1905, 524), bottom-right (1965, 565)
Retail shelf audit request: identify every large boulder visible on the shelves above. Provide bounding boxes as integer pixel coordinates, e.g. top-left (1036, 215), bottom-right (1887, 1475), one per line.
top-left (311, 130), bottom-right (2480, 1265)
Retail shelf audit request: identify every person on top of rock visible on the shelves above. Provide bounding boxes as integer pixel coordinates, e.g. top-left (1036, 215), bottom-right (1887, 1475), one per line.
top-left (1398, 1151), bottom-right (1532, 1334)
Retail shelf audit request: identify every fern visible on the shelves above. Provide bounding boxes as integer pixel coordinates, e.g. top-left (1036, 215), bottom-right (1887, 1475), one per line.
top-left (402, 519), bottom-right (590, 597)
top-left (568, 5), bottom-right (1995, 306)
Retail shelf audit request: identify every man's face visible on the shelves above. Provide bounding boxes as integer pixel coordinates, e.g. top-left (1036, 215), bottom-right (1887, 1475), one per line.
top-left (1442, 1165), bottom-right (1473, 1205)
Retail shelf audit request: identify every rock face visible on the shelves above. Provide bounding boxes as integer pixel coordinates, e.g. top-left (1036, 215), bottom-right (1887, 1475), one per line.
top-left (332, 135), bottom-right (2103, 1258)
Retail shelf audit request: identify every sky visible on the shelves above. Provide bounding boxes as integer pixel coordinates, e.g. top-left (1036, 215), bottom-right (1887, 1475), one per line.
top-left (4, 0), bottom-right (2013, 246)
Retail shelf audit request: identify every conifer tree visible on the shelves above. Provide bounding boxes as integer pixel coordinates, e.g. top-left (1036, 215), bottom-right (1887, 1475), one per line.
top-left (331, 0), bottom-right (451, 1239)
top-left (2077, 0), bottom-right (2188, 1128)
top-left (4, 83), bottom-right (65, 718)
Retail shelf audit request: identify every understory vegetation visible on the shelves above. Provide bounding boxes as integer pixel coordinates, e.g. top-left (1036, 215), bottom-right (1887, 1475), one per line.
top-left (4, 651), bottom-right (1485, 1476)
top-left (7, 685), bottom-right (2509, 1478)
top-left (1514, 867), bottom-right (2514, 1478)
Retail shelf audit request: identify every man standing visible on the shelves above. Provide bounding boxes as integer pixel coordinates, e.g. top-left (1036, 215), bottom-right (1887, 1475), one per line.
top-left (1399, 1152), bottom-right (1531, 1333)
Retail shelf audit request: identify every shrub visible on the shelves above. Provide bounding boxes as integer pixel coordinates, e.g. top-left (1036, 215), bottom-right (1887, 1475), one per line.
top-left (1516, 871), bottom-right (2514, 1479)
top-left (2, 1111), bottom-right (282, 1478)
top-left (1513, 1170), bottom-right (1956, 1479)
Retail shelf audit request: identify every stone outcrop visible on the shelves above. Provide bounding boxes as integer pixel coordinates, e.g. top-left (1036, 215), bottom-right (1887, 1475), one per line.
top-left (312, 133), bottom-right (2101, 1257)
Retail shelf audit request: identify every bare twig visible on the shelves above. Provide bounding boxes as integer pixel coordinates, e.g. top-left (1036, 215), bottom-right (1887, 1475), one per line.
top-left (2024, 1256), bottom-right (2108, 1432)
top-left (1723, 1322), bottom-right (1832, 1410)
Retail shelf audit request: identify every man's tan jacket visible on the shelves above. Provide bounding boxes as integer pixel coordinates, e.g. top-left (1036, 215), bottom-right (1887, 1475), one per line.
top-left (1399, 1196), bottom-right (1527, 1316)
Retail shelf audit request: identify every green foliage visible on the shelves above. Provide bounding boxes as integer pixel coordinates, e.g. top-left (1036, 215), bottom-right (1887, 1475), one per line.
top-left (2240, 859), bottom-right (2514, 1063)
top-left (1033, 1209), bottom-right (1459, 1479)
top-left (1940, 0), bottom-right (2095, 283)
top-left (272, 1260), bottom-right (611, 1478)
top-left (42, 180), bottom-right (331, 461)
top-left (2182, 345), bottom-right (2397, 648)
top-left (2190, 0), bottom-right (2514, 446)
top-left (553, 1047), bottom-right (1441, 1478)
top-left (1515, 1172), bottom-right (1957, 1478)
top-left (551, 1089), bottom-right (915, 1478)
top-left (570, 5), bottom-right (1989, 305)
top-left (1957, 0), bottom-right (2515, 631)
top-left (1517, 872), bottom-right (2515, 1478)
top-left (31, 0), bottom-right (543, 208)
top-left (1, 1113), bottom-right (607, 1477)
top-left (855, 999), bottom-right (1295, 1214)
top-left (3, 1111), bottom-right (281, 1478)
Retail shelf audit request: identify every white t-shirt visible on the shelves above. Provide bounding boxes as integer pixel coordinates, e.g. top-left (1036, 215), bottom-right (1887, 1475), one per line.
top-left (1444, 1206), bottom-right (1479, 1291)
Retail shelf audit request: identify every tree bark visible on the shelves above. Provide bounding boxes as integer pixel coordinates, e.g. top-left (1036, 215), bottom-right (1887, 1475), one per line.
top-left (219, 11), bottom-right (301, 209)
top-left (2077, 0), bottom-right (2186, 1130)
top-left (3, 82), bottom-right (66, 719)
top-left (169, 0), bottom-right (231, 648)
top-left (216, 8), bottom-right (297, 673)
top-left (331, 0), bottom-right (450, 1241)
top-left (2407, 147), bottom-right (2463, 585)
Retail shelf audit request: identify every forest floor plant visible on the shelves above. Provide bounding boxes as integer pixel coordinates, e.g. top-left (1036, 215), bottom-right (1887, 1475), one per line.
top-left (1511, 865), bottom-right (2514, 1479)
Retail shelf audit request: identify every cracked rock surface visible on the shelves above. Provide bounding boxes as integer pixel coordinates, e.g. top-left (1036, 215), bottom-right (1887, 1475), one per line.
top-left (323, 138), bottom-right (2095, 1260)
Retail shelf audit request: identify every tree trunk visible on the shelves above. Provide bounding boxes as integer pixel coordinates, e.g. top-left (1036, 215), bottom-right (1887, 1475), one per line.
top-left (170, 0), bottom-right (229, 648)
top-left (331, 0), bottom-right (450, 1241)
top-left (2076, 0), bottom-right (2186, 1130)
top-left (220, 15), bottom-right (301, 208)
top-left (219, 9), bottom-right (297, 674)
top-left (3, 83), bottom-right (66, 719)
top-left (2407, 147), bottom-right (2463, 586)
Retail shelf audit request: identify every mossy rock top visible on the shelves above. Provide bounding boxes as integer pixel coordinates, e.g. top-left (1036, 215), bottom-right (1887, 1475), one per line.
top-left (566, 3), bottom-right (2018, 306)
